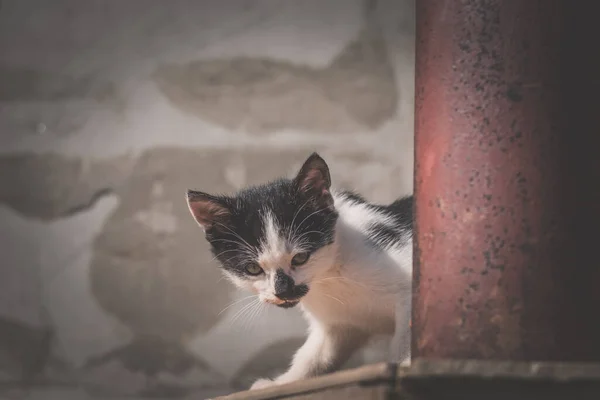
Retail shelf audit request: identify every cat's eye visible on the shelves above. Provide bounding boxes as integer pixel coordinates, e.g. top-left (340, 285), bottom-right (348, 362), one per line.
top-left (245, 263), bottom-right (263, 276)
top-left (291, 252), bottom-right (310, 266)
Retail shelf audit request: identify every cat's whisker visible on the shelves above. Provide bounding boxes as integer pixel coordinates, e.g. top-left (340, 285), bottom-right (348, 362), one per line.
top-left (312, 276), bottom-right (361, 286)
top-left (287, 198), bottom-right (313, 243)
top-left (255, 303), bottom-right (267, 326)
top-left (323, 293), bottom-right (345, 305)
top-left (218, 294), bottom-right (258, 316)
top-left (223, 258), bottom-right (251, 268)
top-left (210, 248), bottom-right (248, 263)
top-left (291, 206), bottom-right (330, 241)
top-left (229, 299), bottom-right (259, 327)
top-left (320, 274), bottom-right (397, 287)
top-left (237, 299), bottom-right (255, 327)
top-left (211, 239), bottom-right (254, 254)
top-left (293, 230), bottom-right (324, 245)
top-left (244, 300), bottom-right (264, 328)
top-left (209, 238), bottom-right (257, 257)
top-left (243, 301), bottom-right (265, 329)
top-left (311, 276), bottom-right (393, 292)
top-left (213, 252), bottom-right (254, 266)
top-left (314, 276), bottom-right (344, 282)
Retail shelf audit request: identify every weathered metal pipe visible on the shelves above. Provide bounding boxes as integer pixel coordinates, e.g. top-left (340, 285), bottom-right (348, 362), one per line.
top-left (413, 0), bottom-right (600, 361)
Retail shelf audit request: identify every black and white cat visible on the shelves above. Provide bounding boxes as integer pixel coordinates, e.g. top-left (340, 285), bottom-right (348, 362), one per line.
top-left (186, 153), bottom-right (412, 390)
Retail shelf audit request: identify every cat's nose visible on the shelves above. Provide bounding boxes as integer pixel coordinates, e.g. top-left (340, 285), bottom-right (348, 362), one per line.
top-left (274, 269), bottom-right (297, 300)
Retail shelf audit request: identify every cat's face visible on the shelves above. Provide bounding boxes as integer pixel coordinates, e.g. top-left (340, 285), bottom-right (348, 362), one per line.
top-left (187, 153), bottom-right (338, 309)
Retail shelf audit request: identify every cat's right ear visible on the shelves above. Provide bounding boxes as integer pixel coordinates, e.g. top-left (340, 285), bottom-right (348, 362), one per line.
top-left (293, 152), bottom-right (334, 209)
top-left (186, 190), bottom-right (230, 231)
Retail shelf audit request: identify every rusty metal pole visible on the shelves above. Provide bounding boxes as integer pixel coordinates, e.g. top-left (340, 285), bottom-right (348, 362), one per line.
top-left (413, 0), bottom-right (600, 361)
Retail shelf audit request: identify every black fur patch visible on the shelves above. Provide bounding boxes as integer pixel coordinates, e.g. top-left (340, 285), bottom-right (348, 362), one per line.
top-left (274, 269), bottom-right (309, 300)
top-left (204, 178), bottom-right (338, 277)
top-left (384, 196), bottom-right (413, 233)
top-left (340, 191), bottom-right (413, 250)
top-left (338, 190), bottom-right (368, 204)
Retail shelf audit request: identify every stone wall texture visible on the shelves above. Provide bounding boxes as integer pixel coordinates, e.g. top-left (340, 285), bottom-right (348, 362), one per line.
top-left (0, 0), bottom-right (415, 398)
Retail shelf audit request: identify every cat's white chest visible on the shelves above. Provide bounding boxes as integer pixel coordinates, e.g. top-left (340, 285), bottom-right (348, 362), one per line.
top-left (300, 280), bottom-right (397, 334)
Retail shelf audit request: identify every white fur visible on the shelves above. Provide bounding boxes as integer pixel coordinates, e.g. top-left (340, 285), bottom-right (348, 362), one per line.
top-left (249, 191), bottom-right (412, 389)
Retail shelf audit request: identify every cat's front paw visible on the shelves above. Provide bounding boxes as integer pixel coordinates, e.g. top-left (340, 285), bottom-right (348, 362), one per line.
top-left (250, 378), bottom-right (276, 390)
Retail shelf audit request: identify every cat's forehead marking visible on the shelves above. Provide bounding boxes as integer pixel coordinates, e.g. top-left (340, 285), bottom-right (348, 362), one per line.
top-left (257, 209), bottom-right (290, 271)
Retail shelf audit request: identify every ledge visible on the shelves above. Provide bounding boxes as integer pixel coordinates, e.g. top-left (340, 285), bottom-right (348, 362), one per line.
top-left (210, 359), bottom-right (600, 400)
top-left (211, 362), bottom-right (394, 400)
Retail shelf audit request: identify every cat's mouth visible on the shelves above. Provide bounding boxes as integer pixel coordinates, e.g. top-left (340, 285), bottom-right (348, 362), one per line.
top-left (277, 300), bottom-right (300, 309)
top-left (267, 284), bottom-right (309, 308)
top-left (265, 296), bottom-right (305, 308)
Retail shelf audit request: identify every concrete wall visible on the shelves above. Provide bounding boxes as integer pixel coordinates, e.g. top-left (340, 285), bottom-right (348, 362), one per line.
top-left (0, 0), bottom-right (415, 398)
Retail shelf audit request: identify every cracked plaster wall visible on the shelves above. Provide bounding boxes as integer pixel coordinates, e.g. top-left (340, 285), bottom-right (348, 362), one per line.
top-left (0, 0), bottom-right (415, 398)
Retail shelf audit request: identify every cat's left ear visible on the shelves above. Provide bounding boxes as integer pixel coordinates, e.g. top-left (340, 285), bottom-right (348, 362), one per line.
top-left (293, 152), bottom-right (334, 209)
top-left (186, 190), bottom-right (231, 231)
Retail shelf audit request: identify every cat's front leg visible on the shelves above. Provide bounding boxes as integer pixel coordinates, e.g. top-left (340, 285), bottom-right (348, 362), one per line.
top-left (250, 323), bottom-right (369, 390)
top-left (249, 378), bottom-right (277, 390)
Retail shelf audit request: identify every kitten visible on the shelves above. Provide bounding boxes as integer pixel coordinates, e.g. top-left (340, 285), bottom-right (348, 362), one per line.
top-left (186, 153), bottom-right (412, 390)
